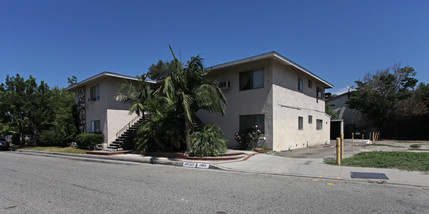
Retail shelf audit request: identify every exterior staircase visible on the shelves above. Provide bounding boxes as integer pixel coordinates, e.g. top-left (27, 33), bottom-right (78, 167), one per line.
top-left (108, 115), bottom-right (146, 150)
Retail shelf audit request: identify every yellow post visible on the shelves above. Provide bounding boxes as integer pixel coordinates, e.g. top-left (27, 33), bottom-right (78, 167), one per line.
top-left (336, 137), bottom-right (341, 165)
top-left (352, 133), bottom-right (354, 152)
top-left (372, 132), bottom-right (375, 144)
top-left (361, 134), bottom-right (364, 147)
top-left (341, 134), bottom-right (344, 159)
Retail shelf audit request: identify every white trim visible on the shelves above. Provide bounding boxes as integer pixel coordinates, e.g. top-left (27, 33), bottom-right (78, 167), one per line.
top-left (66, 72), bottom-right (157, 91)
top-left (207, 51), bottom-right (334, 89)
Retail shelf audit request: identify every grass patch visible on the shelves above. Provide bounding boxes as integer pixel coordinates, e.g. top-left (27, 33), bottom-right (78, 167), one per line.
top-left (369, 144), bottom-right (404, 148)
top-left (21, 146), bottom-right (88, 154)
top-left (393, 140), bottom-right (429, 144)
top-left (325, 151), bottom-right (429, 172)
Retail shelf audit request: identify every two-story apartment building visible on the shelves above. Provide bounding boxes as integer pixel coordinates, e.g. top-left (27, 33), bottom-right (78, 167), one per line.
top-left (198, 52), bottom-right (333, 151)
top-left (67, 51), bottom-right (333, 151)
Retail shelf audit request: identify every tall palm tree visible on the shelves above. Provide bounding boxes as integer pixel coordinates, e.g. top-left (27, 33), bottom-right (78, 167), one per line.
top-left (164, 46), bottom-right (227, 155)
top-left (114, 74), bottom-right (155, 116)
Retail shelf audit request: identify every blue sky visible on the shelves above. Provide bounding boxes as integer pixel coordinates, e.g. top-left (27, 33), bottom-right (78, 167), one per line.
top-left (1, 0), bottom-right (428, 94)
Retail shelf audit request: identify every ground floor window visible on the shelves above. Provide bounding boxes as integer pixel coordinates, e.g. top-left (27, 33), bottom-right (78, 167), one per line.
top-left (91, 120), bottom-right (101, 133)
top-left (239, 114), bottom-right (265, 133)
top-left (316, 119), bottom-right (323, 130)
top-left (298, 117), bottom-right (303, 130)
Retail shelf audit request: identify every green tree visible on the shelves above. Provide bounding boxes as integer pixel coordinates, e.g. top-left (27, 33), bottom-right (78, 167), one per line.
top-left (164, 47), bottom-right (227, 154)
top-left (147, 60), bottom-right (182, 80)
top-left (325, 104), bottom-right (338, 119)
top-left (348, 65), bottom-right (418, 130)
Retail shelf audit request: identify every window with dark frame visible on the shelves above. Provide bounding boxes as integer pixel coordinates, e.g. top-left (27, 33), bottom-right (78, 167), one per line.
top-left (316, 119), bottom-right (323, 130)
top-left (308, 80), bottom-right (313, 88)
top-left (298, 78), bottom-right (303, 92)
top-left (91, 120), bottom-right (101, 133)
top-left (298, 116), bottom-right (303, 130)
top-left (89, 85), bottom-right (100, 101)
top-left (239, 114), bottom-right (265, 134)
top-left (308, 115), bottom-right (313, 124)
top-left (239, 69), bottom-right (264, 91)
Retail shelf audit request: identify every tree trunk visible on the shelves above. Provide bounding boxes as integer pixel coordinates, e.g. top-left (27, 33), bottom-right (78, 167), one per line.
top-left (185, 121), bottom-right (191, 155)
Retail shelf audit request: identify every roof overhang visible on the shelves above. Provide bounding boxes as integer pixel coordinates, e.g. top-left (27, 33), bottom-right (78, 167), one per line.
top-left (66, 72), bottom-right (157, 91)
top-left (207, 51), bottom-right (334, 89)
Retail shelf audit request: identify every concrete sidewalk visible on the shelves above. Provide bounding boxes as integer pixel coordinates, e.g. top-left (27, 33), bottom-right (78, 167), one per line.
top-left (213, 154), bottom-right (429, 187)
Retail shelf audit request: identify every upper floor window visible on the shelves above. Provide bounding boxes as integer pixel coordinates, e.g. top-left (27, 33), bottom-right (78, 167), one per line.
top-left (89, 85), bottom-right (100, 101)
top-left (298, 78), bottom-right (303, 92)
top-left (239, 69), bottom-right (264, 91)
top-left (316, 87), bottom-right (324, 100)
top-left (308, 115), bottom-right (313, 124)
top-left (308, 80), bottom-right (313, 88)
top-left (239, 114), bottom-right (265, 134)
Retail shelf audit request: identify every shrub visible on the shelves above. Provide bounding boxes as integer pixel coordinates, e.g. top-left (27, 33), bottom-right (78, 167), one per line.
top-left (75, 133), bottom-right (104, 150)
top-left (410, 144), bottom-right (422, 149)
top-left (190, 124), bottom-right (227, 157)
top-left (234, 125), bottom-right (262, 149)
top-left (39, 129), bottom-right (62, 147)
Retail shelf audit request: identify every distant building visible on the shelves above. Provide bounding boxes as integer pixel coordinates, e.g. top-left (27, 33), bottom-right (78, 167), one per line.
top-left (326, 92), bottom-right (366, 138)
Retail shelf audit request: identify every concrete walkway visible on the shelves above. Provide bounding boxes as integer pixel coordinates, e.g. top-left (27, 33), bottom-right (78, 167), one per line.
top-left (213, 154), bottom-right (429, 187)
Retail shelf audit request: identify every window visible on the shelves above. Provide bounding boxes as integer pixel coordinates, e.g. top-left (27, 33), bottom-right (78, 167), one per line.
top-left (308, 115), bottom-right (313, 124)
top-left (298, 78), bottom-right (303, 92)
top-left (316, 87), bottom-right (323, 99)
top-left (308, 80), bottom-right (313, 88)
top-left (239, 69), bottom-right (264, 90)
top-left (89, 85), bottom-right (100, 101)
top-left (298, 117), bottom-right (303, 130)
top-left (91, 120), bottom-right (101, 133)
top-left (239, 114), bottom-right (265, 133)
top-left (316, 119), bottom-right (323, 130)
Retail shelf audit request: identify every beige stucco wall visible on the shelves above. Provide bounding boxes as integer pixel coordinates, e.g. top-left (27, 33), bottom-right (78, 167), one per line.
top-left (106, 109), bottom-right (138, 146)
top-left (197, 59), bottom-right (274, 149)
top-left (79, 76), bottom-right (133, 144)
top-left (271, 62), bottom-right (330, 151)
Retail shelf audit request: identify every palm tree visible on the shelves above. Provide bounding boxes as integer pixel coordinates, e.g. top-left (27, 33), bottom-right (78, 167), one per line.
top-left (114, 74), bottom-right (155, 116)
top-left (164, 46), bottom-right (227, 155)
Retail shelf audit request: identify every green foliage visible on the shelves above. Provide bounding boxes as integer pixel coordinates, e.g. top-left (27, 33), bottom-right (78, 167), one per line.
top-left (164, 46), bottom-right (227, 154)
top-left (147, 60), bottom-right (182, 80)
top-left (75, 133), bottom-right (104, 150)
top-left (190, 124), bottom-right (227, 157)
top-left (409, 144), bottom-right (421, 149)
top-left (135, 98), bottom-right (185, 153)
top-left (234, 125), bottom-right (262, 149)
top-left (325, 104), bottom-right (338, 119)
top-left (348, 65), bottom-right (429, 138)
top-left (326, 151), bottom-right (429, 172)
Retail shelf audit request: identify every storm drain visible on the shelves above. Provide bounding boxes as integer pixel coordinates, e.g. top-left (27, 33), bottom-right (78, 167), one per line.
top-left (350, 172), bottom-right (389, 180)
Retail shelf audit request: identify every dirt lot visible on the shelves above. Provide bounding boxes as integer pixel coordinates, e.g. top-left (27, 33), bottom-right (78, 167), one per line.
top-left (271, 139), bottom-right (429, 159)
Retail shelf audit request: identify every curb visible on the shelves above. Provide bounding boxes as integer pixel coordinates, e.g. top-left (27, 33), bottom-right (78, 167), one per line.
top-left (13, 150), bottom-right (223, 170)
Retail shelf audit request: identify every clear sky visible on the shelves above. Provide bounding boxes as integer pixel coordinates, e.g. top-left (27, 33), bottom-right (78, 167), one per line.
top-left (1, 0), bottom-right (428, 94)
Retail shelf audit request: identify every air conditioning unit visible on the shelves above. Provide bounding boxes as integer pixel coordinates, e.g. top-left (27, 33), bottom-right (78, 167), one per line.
top-left (218, 81), bottom-right (230, 90)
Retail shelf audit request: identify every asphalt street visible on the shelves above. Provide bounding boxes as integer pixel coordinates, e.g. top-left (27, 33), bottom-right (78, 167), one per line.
top-left (1, 152), bottom-right (428, 213)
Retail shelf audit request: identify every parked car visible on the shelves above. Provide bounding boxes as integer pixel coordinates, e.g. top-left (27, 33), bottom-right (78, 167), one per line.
top-left (0, 138), bottom-right (10, 151)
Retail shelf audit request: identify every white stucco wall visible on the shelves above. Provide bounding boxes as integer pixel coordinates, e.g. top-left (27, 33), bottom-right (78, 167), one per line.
top-left (271, 62), bottom-right (330, 151)
top-left (79, 76), bottom-right (134, 144)
top-left (197, 59), bottom-right (274, 149)
top-left (106, 109), bottom-right (138, 146)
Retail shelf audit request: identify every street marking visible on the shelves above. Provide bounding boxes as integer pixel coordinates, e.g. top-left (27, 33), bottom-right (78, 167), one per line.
top-left (337, 177), bottom-right (341, 179)
top-left (319, 176), bottom-right (323, 178)
top-left (326, 183), bottom-right (335, 185)
top-left (312, 179), bottom-right (319, 181)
